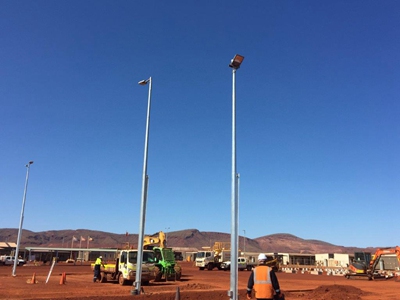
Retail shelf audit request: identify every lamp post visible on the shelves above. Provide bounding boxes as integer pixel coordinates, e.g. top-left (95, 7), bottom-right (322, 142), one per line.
top-left (228, 54), bottom-right (244, 300)
top-left (12, 161), bottom-right (33, 276)
top-left (165, 227), bottom-right (170, 246)
top-left (133, 77), bottom-right (152, 295)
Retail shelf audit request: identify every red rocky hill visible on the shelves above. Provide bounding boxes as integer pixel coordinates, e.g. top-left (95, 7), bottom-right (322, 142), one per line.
top-left (0, 228), bottom-right (375, 254)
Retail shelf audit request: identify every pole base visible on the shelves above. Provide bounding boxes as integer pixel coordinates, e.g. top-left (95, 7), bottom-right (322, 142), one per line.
top-left (131, 289), bottom-right (139, 295)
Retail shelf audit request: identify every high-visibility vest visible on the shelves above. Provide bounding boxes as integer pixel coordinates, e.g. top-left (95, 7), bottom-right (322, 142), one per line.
top-left (94, 258), bottom-right (102, 265)
top-left (253, 265), bottom-right (274, 299)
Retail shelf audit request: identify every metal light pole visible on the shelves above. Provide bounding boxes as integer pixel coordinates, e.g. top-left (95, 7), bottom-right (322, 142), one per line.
top-left (228, 54), bottom-right (244, 300)
top-left (133, 77), bottom-right (152, 295)
top-left (165, 227), bottom-right (170, 246)
top-left (12, 161), bottom-right (33, 276)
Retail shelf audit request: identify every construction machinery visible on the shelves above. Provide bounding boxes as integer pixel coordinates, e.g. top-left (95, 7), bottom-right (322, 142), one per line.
top-left (195, 242), bottom-right (231, 270)
top-left (345, 246), bottom-right (400, 280)
top-left (346, 251), bottom-right (372, 277)
top-left (90, 249), bottom-right (156, 285)
top-left (143, 231), bottom-right (182, 281)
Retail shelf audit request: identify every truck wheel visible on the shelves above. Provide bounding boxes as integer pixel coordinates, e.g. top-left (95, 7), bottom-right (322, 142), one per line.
top-left (154, 267), bottom-right (162, 282)
top-left (142, 281), bottom-right (149, 286)
top-left (199, 267), bottom-right (205, 270)
top-left (247, 265), bottom-right (252, 271)
top-left (100, 272), bottom-right (107, 283)
top-left (118, 274), bottom-right (126, 286)
top-left (207, 264), bottom-right (214, 271)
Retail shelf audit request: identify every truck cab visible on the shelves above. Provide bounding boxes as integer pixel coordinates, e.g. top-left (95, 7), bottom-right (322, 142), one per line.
top-left (93, 249), bottom-right (156, 285)
top-left (117, 249), bottom-right (156, 285)
top-left (195, 250), bottom-right (214, 270)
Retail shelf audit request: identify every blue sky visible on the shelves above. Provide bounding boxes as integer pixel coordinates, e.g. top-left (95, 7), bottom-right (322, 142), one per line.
top-left (1, 1), bottom-right (399, 248)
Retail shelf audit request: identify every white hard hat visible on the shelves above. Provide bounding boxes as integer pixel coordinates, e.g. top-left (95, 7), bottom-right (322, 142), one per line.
top-left (99, 256), bottom-right (102, 259)
top-left (258, 253), bottom-right (267, 261)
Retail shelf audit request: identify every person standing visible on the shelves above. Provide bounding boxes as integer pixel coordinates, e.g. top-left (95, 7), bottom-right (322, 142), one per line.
top-left (246, 253), bottom-right (283, 300)
top-left (93, 255), bottom-right (105, 283)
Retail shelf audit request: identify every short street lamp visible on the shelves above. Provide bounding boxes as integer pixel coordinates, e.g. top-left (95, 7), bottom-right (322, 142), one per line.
top-left (12, 161), bottom-right (33, 276)
top-left (228, 54), bottom-right (244, 300)
top-left (133, 77), bottom-right (152, 295)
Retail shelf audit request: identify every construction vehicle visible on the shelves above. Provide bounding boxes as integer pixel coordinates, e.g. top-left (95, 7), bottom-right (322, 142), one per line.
top-left (195, 242), bottom-right (231, 270)
top-left (346, 251), bottom-right (372, 277)
top-left (143, 231), bottom-right (182, 281)
top-left (0, 255), bottom-right (26, 266)
top-left (345, 246), bottom-right (400, 280)
top-left (221, 256), bottom-right (253, 271)
top-left (220, 254), bottom-right (280, 271)
top-left (90, 249), bottom-right (156, 285)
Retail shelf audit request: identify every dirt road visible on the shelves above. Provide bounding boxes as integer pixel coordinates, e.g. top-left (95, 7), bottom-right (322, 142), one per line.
top-left (0, 262), bottom-right (399, 299)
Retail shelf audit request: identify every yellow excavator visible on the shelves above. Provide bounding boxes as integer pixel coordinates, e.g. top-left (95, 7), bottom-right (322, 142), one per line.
top-left (143, 231), bottom-right (166, 249)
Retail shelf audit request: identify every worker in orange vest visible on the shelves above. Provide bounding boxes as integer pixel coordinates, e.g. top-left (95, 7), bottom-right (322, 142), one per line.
top-left (246, 253), bottom-right (283, 300)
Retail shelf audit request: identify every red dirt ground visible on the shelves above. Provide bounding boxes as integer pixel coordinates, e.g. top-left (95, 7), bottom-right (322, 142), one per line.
top-left (0, 262), bottom-right (399, 299)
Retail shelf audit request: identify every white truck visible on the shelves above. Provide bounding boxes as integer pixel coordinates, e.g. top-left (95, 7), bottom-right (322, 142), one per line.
top-left (0, 255), bottom-right (26, 266)
top-left (91, 249), bottom-right (156, 285)
top-left (220, 256), bottom-right (257, 271)
top-left (195, 242), bottom-right (231, 270)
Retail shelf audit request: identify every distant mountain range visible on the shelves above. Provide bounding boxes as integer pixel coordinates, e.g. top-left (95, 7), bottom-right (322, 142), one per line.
top-left (0, 228), bottom-right (376, 254)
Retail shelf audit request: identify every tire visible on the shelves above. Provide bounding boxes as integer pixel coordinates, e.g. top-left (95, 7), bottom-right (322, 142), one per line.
top-left (154, 267), bottom-right (163, 282)
top-left (142, 281), bottom-right (149, 286)
top-left (118, 274), bottom-right (126, 286)
top-left (247, 265), bottom-right (252, 271)
top-left (207, 263), bottom-right (214, 271)
top-left (199, 267), bottom-right (205, 270)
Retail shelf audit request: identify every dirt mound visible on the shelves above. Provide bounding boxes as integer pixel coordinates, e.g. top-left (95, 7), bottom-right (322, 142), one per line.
top-left (306, 284), bottom-right (367, 300)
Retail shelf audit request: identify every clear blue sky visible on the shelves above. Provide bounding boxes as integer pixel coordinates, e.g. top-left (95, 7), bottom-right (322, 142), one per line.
top-left (1, 1), bottom-right (399, 248)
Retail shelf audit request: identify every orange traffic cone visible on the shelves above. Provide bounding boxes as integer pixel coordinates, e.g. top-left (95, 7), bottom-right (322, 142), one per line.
top-left (31, 272), bottom-right (36, 284)
top-left (59, 272), bottom-right (65, 285)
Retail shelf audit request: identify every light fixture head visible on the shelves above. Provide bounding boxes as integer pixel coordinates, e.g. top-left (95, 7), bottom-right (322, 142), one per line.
top-left (229, 54), bottom-right (245, 69)
top-left (138, 79), bottom-right (150, 85)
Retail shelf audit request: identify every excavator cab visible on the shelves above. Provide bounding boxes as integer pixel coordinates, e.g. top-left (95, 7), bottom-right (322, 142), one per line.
top-left (350, 252), bottom-right (371, 274)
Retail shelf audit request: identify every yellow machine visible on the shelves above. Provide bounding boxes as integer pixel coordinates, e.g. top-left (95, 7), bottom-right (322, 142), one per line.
top-left (143, 231), bottom-right (166, 249)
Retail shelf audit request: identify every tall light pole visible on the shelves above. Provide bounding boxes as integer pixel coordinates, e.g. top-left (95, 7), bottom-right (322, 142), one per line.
top-left (165, 227), bottom-right (170, 246)
top-left (12, 161), bottom-right (33, 276)
top-left (228, 54), bottom-right (244, 300)
top-left (133, 77), bottom-right (152, 295)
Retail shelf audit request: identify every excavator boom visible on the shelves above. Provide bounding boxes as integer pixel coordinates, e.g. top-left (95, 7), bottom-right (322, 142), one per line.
top-left (143, 231), bottom-right (166, 249)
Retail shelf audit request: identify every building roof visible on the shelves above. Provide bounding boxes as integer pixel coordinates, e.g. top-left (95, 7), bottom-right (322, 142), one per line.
top-left (0, 242), bottom-right (17, 248)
